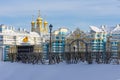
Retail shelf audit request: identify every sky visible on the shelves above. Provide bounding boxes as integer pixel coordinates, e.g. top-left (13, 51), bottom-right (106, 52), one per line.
top-left (0, 0), bottom-right (120, 31)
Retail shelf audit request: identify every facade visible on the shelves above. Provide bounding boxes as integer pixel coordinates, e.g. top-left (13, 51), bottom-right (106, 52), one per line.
top-left (52, 28), bottom-right (68, 53)
top-left (89, 25), bottom-right (107, 53)
top-left (109, 24), bottom-right (120, 57)
top-left (89, 24), bottom-right (120, 57)
top-left (1, 10), bottom-right (120, 61)
top-left (43, 28), bottom-right (68, 54)
top-left (65, 28), bottom-right (87, 52)
top-left (0, 24), bottom-right (42, 61)
top-left (0, 12), bottom-right (49, 61)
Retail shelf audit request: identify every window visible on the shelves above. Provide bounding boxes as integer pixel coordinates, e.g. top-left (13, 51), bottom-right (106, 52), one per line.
top-left (56, 37), bottom-right (59, 39)
top-left (91, 35), bottom-right (94, 37)
top-left (0, 28), bottom-right (2, 32)
top-left (103, 35), bottom-right (105, 37)
top-left (111, 42), bottom-right (113, 44)
top-left (62, 37), bottom-right (65, 40)
top-left (98, 39), bottom-right (100, 42)
top-left (112, 47), bottom-right (118, 50)
top-left (0, 36), bottom-right (3, 38)
top-left (97, 34), bottom-right (100, 37)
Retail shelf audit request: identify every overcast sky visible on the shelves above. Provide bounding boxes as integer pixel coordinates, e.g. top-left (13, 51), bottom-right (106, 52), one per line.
top-left (0, 0), bottom-right (120, 31)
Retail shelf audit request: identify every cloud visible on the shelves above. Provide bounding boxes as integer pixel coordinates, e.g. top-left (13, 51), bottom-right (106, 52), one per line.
top-left (0, 1), bottom-right (79, 15)
top-left (0, 0), bottom-right (120, 17)
top-left (0, 0), bottom-right (120, 31)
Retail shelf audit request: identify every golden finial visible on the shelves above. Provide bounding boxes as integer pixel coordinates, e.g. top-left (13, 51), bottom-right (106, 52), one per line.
top-left (37, 10), bottom-right (43, 21)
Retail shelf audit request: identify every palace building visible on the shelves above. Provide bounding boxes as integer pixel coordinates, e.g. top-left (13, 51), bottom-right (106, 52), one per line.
top-left (42, 27), bottom-right (68, 59)
top-left (1, 10), bottom-right (120, 61)
top-left (89, 25), bottom-right (107, 53)
top-left (0, 12), bottom-right (49, 61)
top-left (89, 24), bottom-right (120, 57)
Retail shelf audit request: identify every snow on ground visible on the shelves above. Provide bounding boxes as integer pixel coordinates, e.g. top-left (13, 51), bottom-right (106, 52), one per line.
top-left (0, 62), bottom-right (120, 80)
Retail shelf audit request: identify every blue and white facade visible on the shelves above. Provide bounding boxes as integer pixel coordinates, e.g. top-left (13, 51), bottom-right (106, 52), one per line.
top-left (110, 24), bottom-right (120, 57)
top-left (52, 28), bottom-right (68, 53)
top-left (89, 25), bottom-right (107, 53)
top-left (43, 28), bottom-right (68, 54)
top-left (89, 24), bottom-right (120, 57)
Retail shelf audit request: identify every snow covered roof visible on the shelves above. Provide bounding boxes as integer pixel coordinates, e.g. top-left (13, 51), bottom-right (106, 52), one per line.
top-left (29, 32), bottom-right (40, 37)
top-left (53, 30), bottom-right (59, 35)
top-left (111, 24), bottom-right (120, 34)
top-left (59, 28), bottom-right (68, 33)
top-left (52, 27), bottom-right (69, 36)
top-left (90, 25), bottom-right (107, 33)
top-left (90, 26), bottom-right (102, 32)
top-left (0, 29), bottom-right (17, 36)
top-left (0, 28), bottom-right (41, 38)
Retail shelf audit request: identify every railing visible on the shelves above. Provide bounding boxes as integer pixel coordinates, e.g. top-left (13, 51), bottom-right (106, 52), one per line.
top-left (7, 51), bottom-right (120, 65)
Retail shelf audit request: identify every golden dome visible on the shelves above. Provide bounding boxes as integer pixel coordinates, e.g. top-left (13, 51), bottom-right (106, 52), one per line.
top-left (44, 21), bottom-right (48, 24)
top-left (37, 17), bottom-right (43, 21)
top-left (37, 20), bottom-right (42, 24)
top-left (31, 21), bottom-right (35, 24)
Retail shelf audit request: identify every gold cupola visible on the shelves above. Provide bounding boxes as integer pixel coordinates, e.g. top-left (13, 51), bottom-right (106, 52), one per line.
top-left (43, 20), bottom-right (48, 33)
top-left (36, 10), bottom-right (43, 21)
top-left (44, 21), bottom-right (48, 26)
top-left (37, 17), bottom-right (43, 21)
top-left (31, 20), bottom-right (35, 27)
top-left (36, 10), bottom-right (43, 33)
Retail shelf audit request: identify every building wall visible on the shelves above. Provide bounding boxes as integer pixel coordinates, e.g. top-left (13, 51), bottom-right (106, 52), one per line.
top-left (43, 28), bottom-right (68, 54)
top-left (0, 24), bottom-right (45, 61)
top-left (110, 33), bottom-right (120, 57)
top-left (89, 25), bottom-right (120, 58)
top-left (90, 32), bottom-right (107, 52)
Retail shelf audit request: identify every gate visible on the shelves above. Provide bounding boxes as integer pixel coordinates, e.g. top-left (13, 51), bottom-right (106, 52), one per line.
top-left (65, 39), bottom-right (92, 64)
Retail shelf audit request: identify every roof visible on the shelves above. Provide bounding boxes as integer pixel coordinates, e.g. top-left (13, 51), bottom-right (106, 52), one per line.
top-left (111, 24), bottom-right (120, 34)
top-left (90, 26), bottom-right (102, 32)
top-left (29, 32), bottom-right (40, 37)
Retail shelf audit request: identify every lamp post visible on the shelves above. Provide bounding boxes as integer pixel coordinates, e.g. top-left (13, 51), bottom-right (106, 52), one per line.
top-left (49, 24), bottom-right (53, 64)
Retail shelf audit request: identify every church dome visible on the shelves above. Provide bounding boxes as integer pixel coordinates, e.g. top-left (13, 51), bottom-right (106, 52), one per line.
top-left (37, 17), bottom-right (43, 21)
top-left (36, 20), bottom-right (42, 24)
top-left (44, 21), bottom-right (48, 24)
top-left (31, 21), bottom-right (35, 24)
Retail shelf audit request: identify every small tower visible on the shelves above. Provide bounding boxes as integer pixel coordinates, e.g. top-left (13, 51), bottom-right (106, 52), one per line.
top-left (36, 10), bottom-right (43, 33)
top-left (31, 15), bottom-right (35, 32)
top-left (43, 20), bottom-right (48, 33)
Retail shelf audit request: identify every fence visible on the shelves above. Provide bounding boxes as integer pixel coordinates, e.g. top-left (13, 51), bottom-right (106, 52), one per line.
top-left (7, 51), bottom-right (120, 64)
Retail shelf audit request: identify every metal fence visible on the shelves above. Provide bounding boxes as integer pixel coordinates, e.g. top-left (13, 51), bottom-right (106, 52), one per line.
top-left (7, 51), bottom-right (120, 64)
